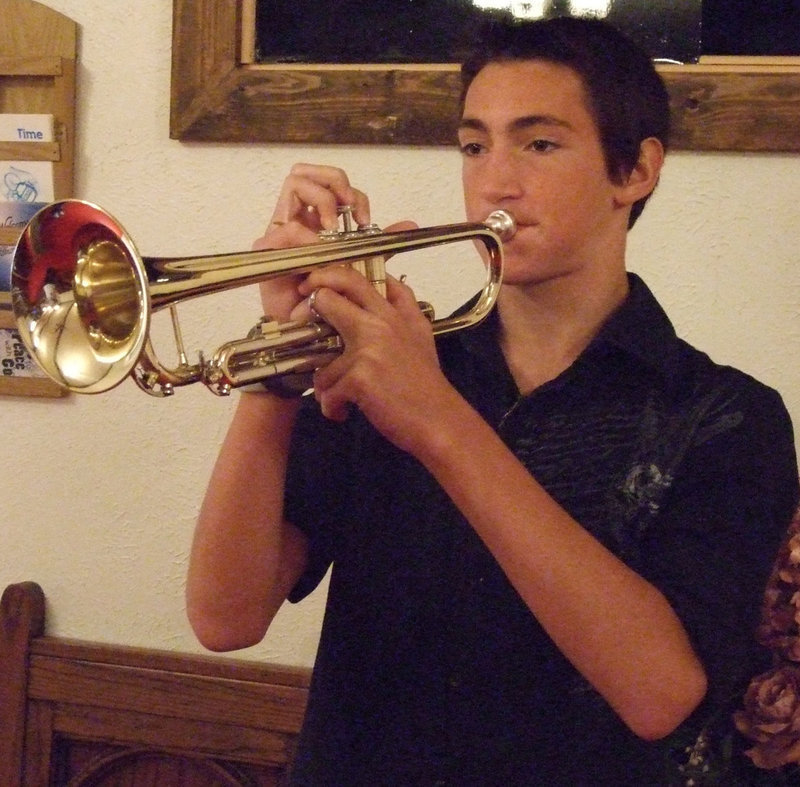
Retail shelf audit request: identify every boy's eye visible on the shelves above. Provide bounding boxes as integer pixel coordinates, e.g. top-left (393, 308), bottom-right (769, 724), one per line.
top-left (459, 141), bottom-right (484, 156)
top-left (529, 139), bottom-right (557, 152)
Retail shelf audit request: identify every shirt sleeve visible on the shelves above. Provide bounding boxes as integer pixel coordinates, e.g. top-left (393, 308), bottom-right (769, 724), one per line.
top-left (639, 382), bottom-right (799, 706)
top-left (283, 397), bottom-right (356, 603)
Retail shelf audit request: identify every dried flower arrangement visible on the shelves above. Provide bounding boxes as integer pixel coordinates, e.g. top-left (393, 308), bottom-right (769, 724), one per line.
top-left (665, 510), bottom-right (800, 785)
top-left (733, 509), bottom-right (800, 776)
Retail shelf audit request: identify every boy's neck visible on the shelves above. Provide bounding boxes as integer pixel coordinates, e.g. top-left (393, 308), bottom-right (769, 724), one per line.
top-left (496, 268), bottom-right (630, 395)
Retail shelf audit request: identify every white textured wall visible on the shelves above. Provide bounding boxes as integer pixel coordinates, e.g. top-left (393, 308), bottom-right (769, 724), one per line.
top-left (2, 0), bottom-right (800, 668)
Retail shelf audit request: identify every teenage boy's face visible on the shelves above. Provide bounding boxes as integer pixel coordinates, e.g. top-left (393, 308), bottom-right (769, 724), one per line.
top-left (458, 59), bottom-right (631, 286)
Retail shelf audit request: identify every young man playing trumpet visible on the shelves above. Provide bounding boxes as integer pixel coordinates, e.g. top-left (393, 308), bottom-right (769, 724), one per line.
top-left (187, 16), bottom-right (798, 784)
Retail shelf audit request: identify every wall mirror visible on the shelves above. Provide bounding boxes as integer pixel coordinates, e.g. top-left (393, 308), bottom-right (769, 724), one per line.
top-left (170, 0), bottom-right (800, 151)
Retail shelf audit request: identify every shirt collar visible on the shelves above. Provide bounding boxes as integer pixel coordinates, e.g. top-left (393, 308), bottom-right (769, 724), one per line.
top-left (592, 273), bottom-right (680, 382)
top-left (459, 273), bottom-right (682, 393)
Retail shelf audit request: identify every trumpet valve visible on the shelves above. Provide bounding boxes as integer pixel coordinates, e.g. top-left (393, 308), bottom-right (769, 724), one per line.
top-left (317, 204), bottom-right (386, 296)
top-left (317, 204), bottom-right (382, 241)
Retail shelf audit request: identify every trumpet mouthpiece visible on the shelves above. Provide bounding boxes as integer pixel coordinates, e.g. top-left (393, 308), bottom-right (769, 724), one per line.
top-left (484, 210), bottom-right (516, 241)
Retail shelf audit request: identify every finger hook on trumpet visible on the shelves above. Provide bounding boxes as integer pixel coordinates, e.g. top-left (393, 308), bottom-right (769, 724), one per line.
top-left (11, 199), bottom-right (515, 397)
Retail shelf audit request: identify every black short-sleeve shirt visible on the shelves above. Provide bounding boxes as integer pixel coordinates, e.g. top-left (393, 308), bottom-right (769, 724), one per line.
top-left (283, 274), bottom-right (799, 786)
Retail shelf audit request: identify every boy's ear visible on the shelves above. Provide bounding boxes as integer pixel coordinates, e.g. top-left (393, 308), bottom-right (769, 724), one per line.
top-left (614, 137), bottom-right (665, 208)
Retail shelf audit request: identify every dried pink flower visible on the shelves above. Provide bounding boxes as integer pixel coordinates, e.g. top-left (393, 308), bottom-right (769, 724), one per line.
top-left (734, 665), bottom-right (800, 769)
top-left (757, 511), bottom-right (800, 661)
top-left (787, 533), bottom-right (800, 566)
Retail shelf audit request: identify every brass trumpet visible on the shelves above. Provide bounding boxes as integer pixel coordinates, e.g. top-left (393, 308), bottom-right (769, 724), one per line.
top-left (11, 199), bottom-right (515, 396)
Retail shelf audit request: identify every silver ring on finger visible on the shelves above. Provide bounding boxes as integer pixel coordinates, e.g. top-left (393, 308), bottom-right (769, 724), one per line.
top-left (308, 287), bottom-right (322, 320)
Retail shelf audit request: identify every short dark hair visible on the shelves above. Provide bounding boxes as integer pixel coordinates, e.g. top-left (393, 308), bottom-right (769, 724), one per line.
top-left (460, 16), bottom-right (670, 228)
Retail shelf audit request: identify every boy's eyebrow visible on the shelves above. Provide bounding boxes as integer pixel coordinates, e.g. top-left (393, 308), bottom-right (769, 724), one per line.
top-left (458, 115), bottom-right (573, 134)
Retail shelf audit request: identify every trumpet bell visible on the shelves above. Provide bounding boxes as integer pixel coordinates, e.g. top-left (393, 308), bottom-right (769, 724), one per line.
top-left (12, 200), bottom-right (151, 393)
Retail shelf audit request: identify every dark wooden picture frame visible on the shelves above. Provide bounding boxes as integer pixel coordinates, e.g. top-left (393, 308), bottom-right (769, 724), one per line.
top-left (170, 0), bottom-right (800, 151)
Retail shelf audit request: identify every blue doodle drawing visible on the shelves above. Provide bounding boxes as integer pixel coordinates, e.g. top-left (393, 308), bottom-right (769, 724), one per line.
top-left (3, 165), bottom-right (39, 202)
